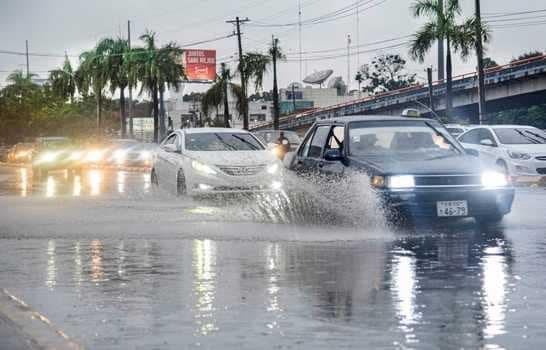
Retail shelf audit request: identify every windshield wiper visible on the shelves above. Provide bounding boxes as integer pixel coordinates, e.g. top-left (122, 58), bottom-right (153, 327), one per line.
top-left (514, 129), bottom-right (540, 144)
top-left (522, 129), bottom-right (546, 143)
top-left (232, 134), bottom-right (260, 150)
top-left (424, 122), bottom-right (462, 154)
top-left (213, 134), bottom-right (238, 151)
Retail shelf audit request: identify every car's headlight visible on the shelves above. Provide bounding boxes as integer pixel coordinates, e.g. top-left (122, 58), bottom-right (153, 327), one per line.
top-left (16, 151), bottom-right (31, 158)
top-left (140, 151), bottom-right (151, 160)
top-left (39, 151), bottom-right (57, 163)
top-left (507, 150), bottom-right (531, 160)
top-left (370, 175), bottom-right (386, 188)
top-left (192, 160), bottom-right (217, 175)
top-left (113, 150), bottom-right (127, 162)
top-left (266, 163), bottom-right (279, 174)
top-left (388, 175), bottom-right (415, 189)
top-left (85, 150), bottom-right (104, 162)
top-left (68, 151), bottom-right (83, 161)
top-left (481, 171), bottom-right (508, 188)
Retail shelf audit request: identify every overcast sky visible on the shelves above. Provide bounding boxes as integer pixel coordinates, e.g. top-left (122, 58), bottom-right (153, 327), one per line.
top-left (2, 0), bottom-right (545, 96)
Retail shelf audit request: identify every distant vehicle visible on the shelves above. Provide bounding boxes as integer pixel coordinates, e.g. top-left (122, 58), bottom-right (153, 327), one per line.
top-left (444, 124), bottom-right (473, 138)
top-left (151, 128), bottom-right (283, 196)
top-left (6, 142), bottom-right (35, 163)
top-left (285, 115), bottom-right (515, 223)
top-left (458, 125), bottom-right (546, 176)
top-left (253, 130), bottom-right (302, 159)
top-left (106, 139), bottom-right (155, 168)
top-left (32, 137), bottom-right (80, 176)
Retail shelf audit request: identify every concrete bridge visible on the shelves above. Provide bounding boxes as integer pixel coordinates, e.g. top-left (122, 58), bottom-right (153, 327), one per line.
top-left (251, 55), bottom-right (546, 133)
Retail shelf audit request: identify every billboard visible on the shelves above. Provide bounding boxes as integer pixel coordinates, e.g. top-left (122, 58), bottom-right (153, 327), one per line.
top-left (184, 49), bottom-right (216, 82)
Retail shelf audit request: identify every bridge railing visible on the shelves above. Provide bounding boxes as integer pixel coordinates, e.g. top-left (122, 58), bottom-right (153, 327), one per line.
top-left (251, 54), bottom-right (546, 130)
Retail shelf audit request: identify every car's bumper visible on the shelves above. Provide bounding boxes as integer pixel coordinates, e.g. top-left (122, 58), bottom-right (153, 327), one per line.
top-left (378, 187), bottom-right (515, 218)
top-left (186, 171), bottom-right (283, 196)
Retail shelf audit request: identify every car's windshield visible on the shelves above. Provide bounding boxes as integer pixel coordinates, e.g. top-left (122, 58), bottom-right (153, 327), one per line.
top-left (38, 139), bottom-right (71, 149)
top-left (349, 121), bottom-right (460, 159)
top-left (186, 132), bottom-right (265, 151)
top-left (446, 127), bottom-right (464, 135)
top-left (256, 131), bottom-right (301, 144)
top-left (494, 128), bottom-right (546, 144)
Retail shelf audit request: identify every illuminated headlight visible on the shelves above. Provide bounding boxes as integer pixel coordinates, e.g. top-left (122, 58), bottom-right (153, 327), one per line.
top-left (68, 151), bottom-right (83, 161)
top-left (507, 150), bottom-right (531, 160)
top-left (198, 183), bottom-right (213, 191)
top-left (85, 150), bottom-right (104, 162)
top-left (113, 150), bottom-right (127, 163)
top-left (370, 175), bottom-right (386, 188)
top-left (140, 151), bottom-right (152, 160)
top-left (192, 160), bottom-right (217, 175)
top-left (16, 151), bottom-right (31, 158)
top-left (388, 175), bottom-right (415, 189)
top-left (39, 151), bottom-right (57, 163)
top-left (267, 163), bottom-right (279, 174)
top-left (271, 181), bottom-right (282, 190)
top-left (481, 171), bottom-right (508, 188)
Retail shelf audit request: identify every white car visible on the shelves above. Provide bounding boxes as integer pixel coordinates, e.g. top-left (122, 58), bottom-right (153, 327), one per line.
top-left (458, 125), bottom-right (546, 176)
top-left (151, 128), bottom-right (283, 196)
top-left (444, 124), bottom-right (474, 138)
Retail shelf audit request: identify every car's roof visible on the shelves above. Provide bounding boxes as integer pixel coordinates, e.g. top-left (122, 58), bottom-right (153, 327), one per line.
top-left (254, 129), bottom-right (298, 133)
top-left (316, 115), bottom-right (436, 124)
top-left (179, 128), bottom-right (250, 134)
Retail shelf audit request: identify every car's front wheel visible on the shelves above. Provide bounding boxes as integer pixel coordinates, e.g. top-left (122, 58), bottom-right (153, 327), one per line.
top-left (176, 169), bottom-right (187, 196)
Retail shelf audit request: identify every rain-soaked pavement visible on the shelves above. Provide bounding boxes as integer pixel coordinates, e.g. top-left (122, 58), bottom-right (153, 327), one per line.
top-left (0, 165), bottom-right (546, 349)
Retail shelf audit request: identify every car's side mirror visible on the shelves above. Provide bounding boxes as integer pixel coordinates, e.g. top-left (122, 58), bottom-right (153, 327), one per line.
top-left (465, 148), bottom-right (479, 157)
top-left (283, 152), bottom-right (296, 169)
top-left (163, 144), bottom-right (179, 153)
top-left (480, 139), bottom-right (495, 147)
top-left (324, 149), bottom-right (343, 161)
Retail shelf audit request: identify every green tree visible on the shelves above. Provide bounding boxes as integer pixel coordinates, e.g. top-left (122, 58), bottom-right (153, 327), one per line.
top-left (483, 57), bottom-right (499, 69)
top-left (511, 50), bottom-right (543, 63)
top-left (357, 54), bottom-right (416, 95)
top-left (269, 38), bottom-right (285, 130)
top-left (49, 55), bottom-right (77, 102)
top-left (409, 0), bottom-right (489, 117)
top-left (201, 63), bottom-right (244, 127)
top-left (237, 52), bottom-right (271, 129)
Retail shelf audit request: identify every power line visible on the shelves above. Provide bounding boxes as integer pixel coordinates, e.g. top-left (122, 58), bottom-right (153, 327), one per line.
top-left (284, 35), bottom-right (411, 56)
top-left (284, 41), bottom-right (410, 62)
top-left (483, 8), bottom-right (546, 18)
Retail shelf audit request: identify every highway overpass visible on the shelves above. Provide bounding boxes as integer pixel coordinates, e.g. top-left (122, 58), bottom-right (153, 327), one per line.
top-left (252, 55), bottom-right (546, 132)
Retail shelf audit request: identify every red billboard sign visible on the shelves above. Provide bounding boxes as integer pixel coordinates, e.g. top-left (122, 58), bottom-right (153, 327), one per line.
top-left (184, 49), bottom-right (216, 81)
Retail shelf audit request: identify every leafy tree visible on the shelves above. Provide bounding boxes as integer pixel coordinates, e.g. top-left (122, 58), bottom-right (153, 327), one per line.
top-left (356, 54), bottom-right (416, 95)
top-left (409, 0), bottom-right (490, 117)
top-left (237, 52), bottom-right (271, 129)
top-left (201, 63), bottom-right (244, 127)
top-left (49, 55), bottom-right (76, 102)
top-left (483, 57), bottom-right (499, 69)
top-left (511, 50), bottom-right (543, 63)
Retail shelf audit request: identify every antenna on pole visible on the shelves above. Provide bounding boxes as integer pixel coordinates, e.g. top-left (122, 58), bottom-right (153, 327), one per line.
top-left (25, 40), bottom-right (30, 78)
top-left (356, 2), bottom-right (360, 72)
top-left (347, 34), bottom-right (351, 94)
top-left (298, 0), bottom-right (303, 83)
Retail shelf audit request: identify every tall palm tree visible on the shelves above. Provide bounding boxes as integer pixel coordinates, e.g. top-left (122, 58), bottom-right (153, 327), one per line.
top-left (76, 46), bottom-right (109, 131)
top-left (97, 37), bottom-right (130, 137)
top-left (49, 55), bottom-right (76, 102)
top-left (237, 52), bottom-right (271, 129)
top-left (3, 70), bottom-right (38, 102)
top-left (269, 38), bottom-right (285, 130)
top-left (128, 31), bottom-right (185, 142)
top-left (157, 42), bottom-right (185, 138)
top-left (202, 63), bottom-right (244, 127)
top-left (409, 0), bottom-right (486, 117)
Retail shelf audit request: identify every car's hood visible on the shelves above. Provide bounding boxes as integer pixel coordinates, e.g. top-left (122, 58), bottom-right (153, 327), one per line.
top-left (504, 144), bottom-right (546, 155)
top-left (349, 154), bottom-right (484, 175)
top-left (186, 150), bottom-right (277, 166)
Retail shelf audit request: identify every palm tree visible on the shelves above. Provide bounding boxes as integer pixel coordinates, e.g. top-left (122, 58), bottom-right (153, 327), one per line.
top-left (128, 31), bottom-right (185, 142)
top-left (202, 63), bottom-right (244, 127)
top-left (76, 46), bottom-right (109, 131)
top-left (238, 52), bottom-right (271, 129)
top-left (49, 55), bottom-right (76, 102)
top-left (3, 70), bottom-right (38, 102)
top-left (409, 0), bottom-right (487, 117)
top-left (269, 38), bottom-right (285, 130)
top-left (97, 37), bottom-right (130, 137)
top-left (157, 42), bottom-right (185, 138)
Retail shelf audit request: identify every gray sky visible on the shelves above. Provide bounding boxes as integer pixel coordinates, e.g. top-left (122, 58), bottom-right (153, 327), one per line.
top-left (1, 0), bottom-right (545, 95)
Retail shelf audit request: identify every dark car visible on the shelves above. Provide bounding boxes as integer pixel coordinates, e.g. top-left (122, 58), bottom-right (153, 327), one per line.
top-left (285, 116), bottom-right (515, 223)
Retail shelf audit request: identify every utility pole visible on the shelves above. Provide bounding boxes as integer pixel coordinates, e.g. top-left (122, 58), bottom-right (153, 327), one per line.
top-left (347, 34), bottom-right (351, 93)
top-left (438, 0), bottom-right (445, 82)
top-left (271, 36), bottom-right (280, 130)
top-left (474, 0), bottom-right (487, 124)
top-left (298, 0), bottom-right (303, 83)
top-left (227, 16), bottom-right (250, 130)
top-left (25, 40), bottom-right (30, 78)
top-left (127, 20), bottom-right (134, 138)
top-left (356, 3), bottom-right (360, 72)
top-left (427, 67), bottom-right (435, 113)
top-left (292, 84), bottom-right (297, 113)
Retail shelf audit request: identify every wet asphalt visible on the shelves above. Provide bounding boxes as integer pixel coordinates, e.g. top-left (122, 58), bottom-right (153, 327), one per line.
top-left (0, 165), bottom-right (545, 350)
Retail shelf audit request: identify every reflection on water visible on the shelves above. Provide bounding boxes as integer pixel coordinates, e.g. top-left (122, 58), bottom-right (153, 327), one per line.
top-left (45, 176), bottom-right (56, 198)
top-left (73, 175), bottom-right (81, 197)
top-left (482, 244), bottom-right (508, 340)
top-left (116, 171), bottom-right (125, 194)
top-left (88, 170), bottom-right (102, 196)
top-left (73, 241), bottom-right (83, 289)
top-left (90, 240), bottom-right (105, 283)
top-left (46, 240), bottom-right (56, 290)
top-left (19, 168), bottom-right (29, 196)
top-left (192, 239), bottom-right (218, 336)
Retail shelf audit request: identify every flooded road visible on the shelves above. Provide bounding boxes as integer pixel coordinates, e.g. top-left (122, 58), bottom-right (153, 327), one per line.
top-left (0, 166), bottom-right (545, 349)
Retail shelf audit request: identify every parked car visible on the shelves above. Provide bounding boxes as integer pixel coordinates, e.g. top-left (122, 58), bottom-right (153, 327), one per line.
top-left (444, 124), bottom-right (473, 138)
top-left (6, 142), bottom-right (35, 163)
top-left (151, 128), bottom-right (283, 196)
top-left (284, 115), bottom-right (515, 223)
top-left (457, 125), bottom-right (546, 176)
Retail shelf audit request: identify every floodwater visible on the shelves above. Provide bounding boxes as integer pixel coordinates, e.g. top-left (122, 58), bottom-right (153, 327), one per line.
top-left (0, 166), bottom-right (546, 349)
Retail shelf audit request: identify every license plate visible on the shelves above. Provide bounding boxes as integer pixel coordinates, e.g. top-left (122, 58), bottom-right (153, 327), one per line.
top-left (437, 200), bottom-right (468, 217)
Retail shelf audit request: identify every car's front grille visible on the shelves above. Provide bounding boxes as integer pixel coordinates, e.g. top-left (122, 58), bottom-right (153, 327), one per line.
top-left (217, 165), bottom-right (266, 176)
top-left (536, 156), bottom-right (546, 161)
top-left (414, 175), bottom-right (482, 188)
top-left (537, 168), bottom-right (546, 175)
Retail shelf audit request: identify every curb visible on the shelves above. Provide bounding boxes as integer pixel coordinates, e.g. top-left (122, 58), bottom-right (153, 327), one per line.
top-left (0, 289), bottom-right (84, 350)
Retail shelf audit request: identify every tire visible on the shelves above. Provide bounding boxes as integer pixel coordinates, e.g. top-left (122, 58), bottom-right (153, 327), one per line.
top-left (176, 169), bottom-right (187, 196)
top-left (151, 168), bottom-right (159, 186)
